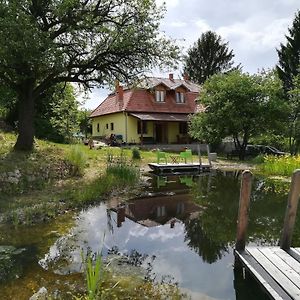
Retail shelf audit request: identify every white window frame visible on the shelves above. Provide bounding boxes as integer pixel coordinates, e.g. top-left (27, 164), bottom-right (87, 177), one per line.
top-left (176, 92), bottom-right (185, 103)
top-left (155, 90), bottom-right (165, 102)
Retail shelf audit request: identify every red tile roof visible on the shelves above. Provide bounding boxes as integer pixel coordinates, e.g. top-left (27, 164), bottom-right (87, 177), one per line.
top-left (90, 77), bottom-right (201, 118)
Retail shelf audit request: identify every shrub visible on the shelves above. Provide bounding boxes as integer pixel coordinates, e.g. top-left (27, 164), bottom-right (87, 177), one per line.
top-left (66, 145), bottom-right (87, 176)
top-left (131, 146), bottom-right (141, 160)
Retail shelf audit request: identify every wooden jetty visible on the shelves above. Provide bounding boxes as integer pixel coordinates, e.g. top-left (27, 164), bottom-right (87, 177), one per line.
top-left (148, 162), bottom-right (211, 174)
top-left (148, 144), bottom-right (212, 175)
top-left (235, 170), bottom-right (300, 300)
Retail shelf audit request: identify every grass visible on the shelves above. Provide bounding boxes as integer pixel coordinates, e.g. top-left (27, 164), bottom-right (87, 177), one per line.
top-left (258, 155), bottom-right (300, 177)
top-left (0, 131), bottom-right (143, 225)
top-left (66, 145), bottom-right (87, 176)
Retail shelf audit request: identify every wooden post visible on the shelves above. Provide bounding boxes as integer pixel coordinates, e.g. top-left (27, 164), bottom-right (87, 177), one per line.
top-left (197, 144), bottom-right (202, 167)
top-left (236, 170), bottom-right (253, 251)
top-left (280, 169), bottom-right (300, 250)
top-left (207, 144), bottom-right (212, 166)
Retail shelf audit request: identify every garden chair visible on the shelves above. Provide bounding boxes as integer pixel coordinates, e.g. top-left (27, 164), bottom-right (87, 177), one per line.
top-left (157, 150), bottom-right (167, 164)
top-left (180, 149), bottom-right (193, 164)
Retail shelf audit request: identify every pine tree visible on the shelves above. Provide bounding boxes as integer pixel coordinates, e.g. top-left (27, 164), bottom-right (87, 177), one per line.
top-left (183, 31), bottom-right (238, 84)
top-left (277, 10), bottom-right (300, 93)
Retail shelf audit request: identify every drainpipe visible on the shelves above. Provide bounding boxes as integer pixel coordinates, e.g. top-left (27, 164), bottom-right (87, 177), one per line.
top-left (124, 112), bottom-right (128, 144)
top-left (140, 120), bottom-right (143, 146)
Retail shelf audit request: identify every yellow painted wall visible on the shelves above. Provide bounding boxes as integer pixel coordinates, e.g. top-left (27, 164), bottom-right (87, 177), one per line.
top-left (168, 122), bottom-right (179, 143)
top-left (92, 112), bottom-right (183, 144)
top-left (92, 113), bottom-right (126, 139)
top-left (127, 115), bottom-right (154, 144)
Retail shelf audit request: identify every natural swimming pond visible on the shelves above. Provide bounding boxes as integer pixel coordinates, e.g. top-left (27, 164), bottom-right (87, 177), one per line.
top-left (0, 170), bottom-right (297, 299)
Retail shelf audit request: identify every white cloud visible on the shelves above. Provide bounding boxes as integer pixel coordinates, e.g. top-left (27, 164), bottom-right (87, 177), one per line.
top-left (195, 19), bottom-right (211, 33)
top-left (169, 21), bottom-right (187, 28)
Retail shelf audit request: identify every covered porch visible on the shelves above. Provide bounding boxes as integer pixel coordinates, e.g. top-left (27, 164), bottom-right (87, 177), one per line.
top-left (129, 112), bottom-right (190, 145)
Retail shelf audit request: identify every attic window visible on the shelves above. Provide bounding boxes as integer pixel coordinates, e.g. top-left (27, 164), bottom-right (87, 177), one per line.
top-left (176, 92), bottom-right (185, 103)
top-left (155, 90), bottom-right (165, 102)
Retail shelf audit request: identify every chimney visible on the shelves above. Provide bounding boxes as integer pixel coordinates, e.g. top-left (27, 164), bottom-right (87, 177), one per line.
top-left (183, 73), bottom-right (190, 81)
top-left (169, 73), bottom-right (174, 81)
top-left (115, 80), bottom-right (124, 107)
top-left (117, 85), bottom-right (124, 101)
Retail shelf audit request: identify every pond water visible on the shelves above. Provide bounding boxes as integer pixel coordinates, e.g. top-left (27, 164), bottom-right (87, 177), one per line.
top-left (0, 170), bottom-right (297, 299)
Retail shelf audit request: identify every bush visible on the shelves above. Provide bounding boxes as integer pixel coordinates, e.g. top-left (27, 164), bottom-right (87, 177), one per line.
top-left (66, 145), bottom-right (87, 176)
top-left (131, 147), bottom-right (141, 160)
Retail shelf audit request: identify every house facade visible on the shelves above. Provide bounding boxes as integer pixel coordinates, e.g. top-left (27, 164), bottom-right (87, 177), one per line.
top-left (90, 74), bottom-right (201, 144)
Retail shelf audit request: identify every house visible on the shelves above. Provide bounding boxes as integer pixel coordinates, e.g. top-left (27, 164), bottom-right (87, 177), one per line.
top-left (90, 74), bottom-right (202, 144)
top-left (109, 193), bottom-right (202, 228)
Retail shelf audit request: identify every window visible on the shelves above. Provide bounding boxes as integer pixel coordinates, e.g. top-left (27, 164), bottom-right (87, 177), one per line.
top-left (156, 206), bottom-right (166, 217)
top-left (155, 90), bottom-right (165, 102)
top-left (110, 123), bottom-right (114, 130)
top-left (97, 123), bottom-right (100, 132)
top-left (176, 92), bottom-right (185, 103)
top-left (106, 123), bottom-right (108, 129)
top-left (179, 122), bottom-right (188, 134)
top-left (137, 120), bottom-right (147, 134)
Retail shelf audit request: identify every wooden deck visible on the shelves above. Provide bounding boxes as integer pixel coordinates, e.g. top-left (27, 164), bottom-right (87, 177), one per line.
top-left (234, 170), bottom-right (300, 300)
top-left (148, 162), bottom-right (211, 174)
top-left (235, 247), bottom-right (300, 299)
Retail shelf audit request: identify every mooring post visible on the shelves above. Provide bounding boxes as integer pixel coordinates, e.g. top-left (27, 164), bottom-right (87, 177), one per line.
top-left (280, 169), bottom-right (300, 250)
top-left (235, 170), bottom-right (253, 252)
top-left (197, 144), bottom-right (202, 169)
top-left (207, 144), bottom-right (212, 166)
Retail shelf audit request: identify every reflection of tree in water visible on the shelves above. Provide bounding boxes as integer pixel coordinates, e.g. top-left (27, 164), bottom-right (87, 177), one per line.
top-left (107, 246), bottom-right (178, 285)
top-left (185, 172), bottom-right (290, 263)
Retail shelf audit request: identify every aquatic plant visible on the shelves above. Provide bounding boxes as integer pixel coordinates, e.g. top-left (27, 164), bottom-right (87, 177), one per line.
top-left (84, 252), bottom-right (105, 300)
top-left (66, 145), bottom-right (87, 176)
top-left (259, 154), bottom-right (299, 177)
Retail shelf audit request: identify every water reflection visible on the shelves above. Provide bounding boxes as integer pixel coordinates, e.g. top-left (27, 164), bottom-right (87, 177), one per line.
top-left (2, 171), bottom-right (293, 299)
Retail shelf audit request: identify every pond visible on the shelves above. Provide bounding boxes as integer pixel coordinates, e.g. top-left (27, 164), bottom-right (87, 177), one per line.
top-left (0, 170), bottom-right (297, 299)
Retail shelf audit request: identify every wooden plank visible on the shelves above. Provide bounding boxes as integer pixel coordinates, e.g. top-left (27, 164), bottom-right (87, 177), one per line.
top-left (271, 248), bottom-right (300, 276)
top-left (236, 170), bottom-right (253, 251)
top-left (259, 248), bottom-right (300, 289)
top-left (235, 250), bottom-right (291, 300)
top-left (247, 247), bottom-right (300, 299)
top-left (287, 248), bottom-right (300, 263)
top-left (280, 169), bottom-right (300, 250)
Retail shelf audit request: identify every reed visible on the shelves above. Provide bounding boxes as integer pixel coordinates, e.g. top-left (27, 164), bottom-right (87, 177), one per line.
top-left (259, 155), bottom-right (300, 176)
top-left (66, 145), bottom-right (87, 176)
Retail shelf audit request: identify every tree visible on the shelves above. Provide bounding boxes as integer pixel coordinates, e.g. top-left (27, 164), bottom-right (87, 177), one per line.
top-left (277, 10), bottom-right (300, 153)
top-left (183, 31), bottom-right (237, 84)
top-left (189, 70), bottom-right (286, 160)
top-left (287, 74), bottom-right (300, 154)
top-left (277, 10), bottom-right (300, 93)
top-left (49, 83), bottom-right (79, 142)
top-left (0, 0), bottom-right (179, 151)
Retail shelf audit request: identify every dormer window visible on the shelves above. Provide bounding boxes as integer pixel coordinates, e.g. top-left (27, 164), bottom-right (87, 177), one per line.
top-left (176, 92), bottom-right (185, 103)
top-left (155, 90), bottom-right (165, 102)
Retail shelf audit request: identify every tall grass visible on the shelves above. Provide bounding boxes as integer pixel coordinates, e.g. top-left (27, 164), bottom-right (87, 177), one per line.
top-left (106, 150), bottom-right (139, 184)
top-left (259, 155), bottom-right (300, 176)
top-left (66, 145), bottom-right (87, 176)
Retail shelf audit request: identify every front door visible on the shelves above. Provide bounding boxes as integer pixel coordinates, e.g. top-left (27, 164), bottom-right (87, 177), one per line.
top-left (155, 123), bottom-right (168, 143)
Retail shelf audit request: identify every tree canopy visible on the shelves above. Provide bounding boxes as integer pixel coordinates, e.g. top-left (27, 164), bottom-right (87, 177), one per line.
top-left (189, 70), bottom-right (286, 159)
top-left (0, 0), bottom-right (179, 150)
top-left (183, 31), bottom-right (237, 85)
top-left (277, 10), bottom-right (300, 93)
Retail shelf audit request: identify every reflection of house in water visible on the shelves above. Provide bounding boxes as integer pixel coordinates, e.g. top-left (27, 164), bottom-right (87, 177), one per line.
top-left (108, 193), bottom-right (202, 228)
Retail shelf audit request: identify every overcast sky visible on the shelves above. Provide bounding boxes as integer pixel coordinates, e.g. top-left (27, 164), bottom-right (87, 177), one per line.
top-left (83, 0), bottom-right (300, 110)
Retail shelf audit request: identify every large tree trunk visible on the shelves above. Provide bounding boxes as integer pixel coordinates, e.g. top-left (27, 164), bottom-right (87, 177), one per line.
top-left (14, 81), bottom-right (35, 151)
